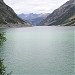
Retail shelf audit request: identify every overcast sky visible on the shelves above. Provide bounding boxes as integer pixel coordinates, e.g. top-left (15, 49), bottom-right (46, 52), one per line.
top-left (4, 0), bottom-right (69, 14)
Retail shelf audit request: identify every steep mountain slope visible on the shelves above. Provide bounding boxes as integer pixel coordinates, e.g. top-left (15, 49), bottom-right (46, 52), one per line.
top-left (0, 0), bottom-right (29, 26)
top-left (39, 0), bottom-right (75, 26)
top-left (18, 13), bottom-right (49, 26)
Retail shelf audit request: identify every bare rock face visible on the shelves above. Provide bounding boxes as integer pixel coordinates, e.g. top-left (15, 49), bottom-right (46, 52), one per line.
top-left (0, 0), bottom-right (29, 25)
top-left (39, 0), bottom-right (75, 26)
top-left (70, 0), bottom-right (75, 3)
top-left (0, 0), bottom-right (3, 2)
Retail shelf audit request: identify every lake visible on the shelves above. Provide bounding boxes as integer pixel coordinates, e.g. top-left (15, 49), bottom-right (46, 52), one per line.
top-left (0, 26), bottom-right (75, 75)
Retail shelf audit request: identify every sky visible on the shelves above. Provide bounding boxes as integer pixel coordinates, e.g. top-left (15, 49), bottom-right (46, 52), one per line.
top-left (4, 0), bottom-right (69, 14)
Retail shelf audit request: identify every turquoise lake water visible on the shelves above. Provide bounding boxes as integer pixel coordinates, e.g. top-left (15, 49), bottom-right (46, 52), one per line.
top-left (0, 26), bottom-right (75, 75)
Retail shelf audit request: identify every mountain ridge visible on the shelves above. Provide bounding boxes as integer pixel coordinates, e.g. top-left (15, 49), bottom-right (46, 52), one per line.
top-left (18, 13), bottom-right (49, 26)
top-left (0, 0), bottom-right (31, 27)
top-left (39, 0), bottom-right (75, 26)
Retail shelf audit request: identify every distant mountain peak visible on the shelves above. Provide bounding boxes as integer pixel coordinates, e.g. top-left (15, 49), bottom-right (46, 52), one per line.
top-left (18, 13), bottom-right (49, 26)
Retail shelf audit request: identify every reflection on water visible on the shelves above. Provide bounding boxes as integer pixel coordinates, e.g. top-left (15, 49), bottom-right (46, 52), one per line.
top-left (0, 26), bottom-right (75, 75)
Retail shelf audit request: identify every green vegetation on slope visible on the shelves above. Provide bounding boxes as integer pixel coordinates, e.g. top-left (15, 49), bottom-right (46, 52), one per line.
top-left (0, 32), bottom-right (6, 46)
top-left (0, 32), bottom-right (11, 75)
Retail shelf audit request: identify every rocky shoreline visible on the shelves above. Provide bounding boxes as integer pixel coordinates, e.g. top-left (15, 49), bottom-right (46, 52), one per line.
top-left (0, 24), bottom-right (32, 28)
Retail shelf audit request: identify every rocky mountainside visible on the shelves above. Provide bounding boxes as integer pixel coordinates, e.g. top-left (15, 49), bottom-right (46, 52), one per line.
top-left (18, 13), bottom-right (49, 26)
top-left (0, 0), bottom-right (30, 26)
top-left (39, 0), bottom-right (75, 26)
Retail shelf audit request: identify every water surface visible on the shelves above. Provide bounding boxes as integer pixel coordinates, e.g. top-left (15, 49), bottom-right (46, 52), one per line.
top-left (0, 26), bottom-right (74, 75)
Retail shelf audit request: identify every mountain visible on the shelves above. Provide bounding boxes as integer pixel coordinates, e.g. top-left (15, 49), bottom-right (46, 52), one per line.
top-left (0, 0), bottom-right (31, 27)
top-left (18, 13), bottom-right (49, 26)
top-left (39, 0), bottom-right (75, 26)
